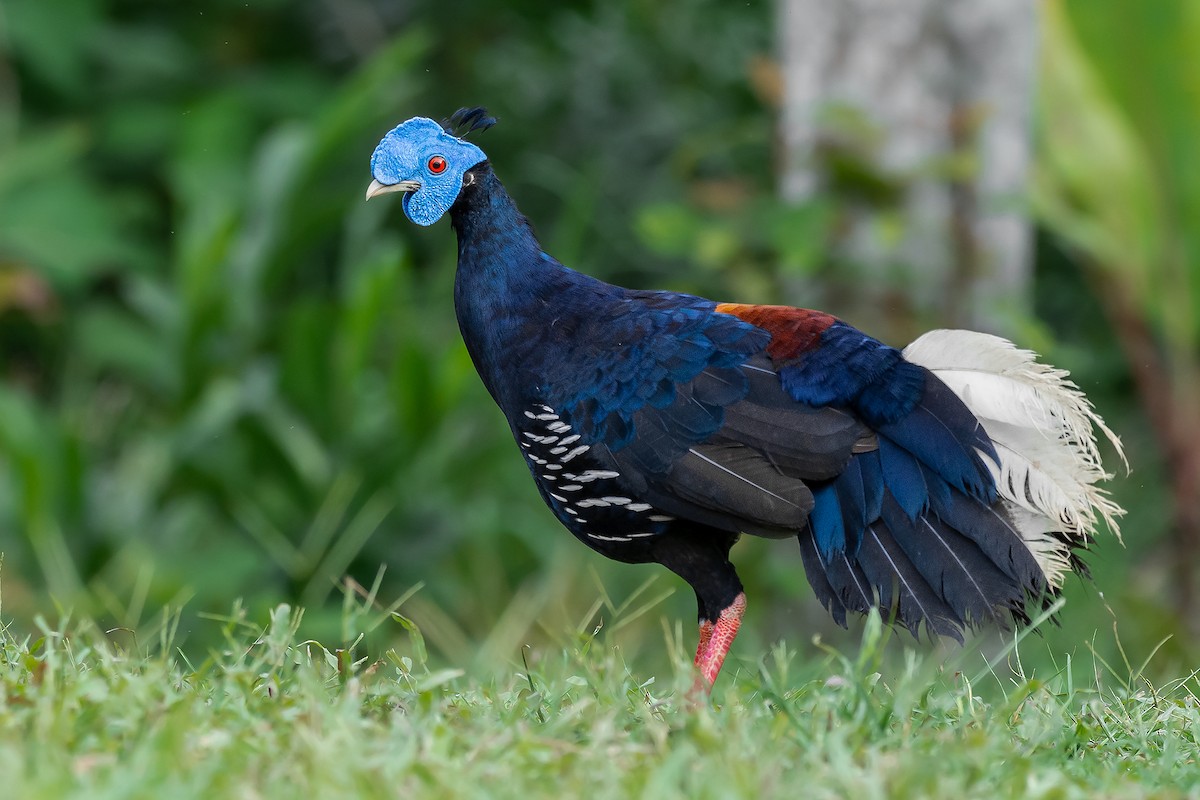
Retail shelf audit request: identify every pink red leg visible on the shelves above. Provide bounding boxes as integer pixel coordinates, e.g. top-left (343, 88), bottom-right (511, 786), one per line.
top-left (693, 592), bottom-right (746, 690)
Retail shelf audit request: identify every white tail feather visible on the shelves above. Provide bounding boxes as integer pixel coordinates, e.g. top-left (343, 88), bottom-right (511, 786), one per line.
top-left (904, 329), bottom-right (1126, 588)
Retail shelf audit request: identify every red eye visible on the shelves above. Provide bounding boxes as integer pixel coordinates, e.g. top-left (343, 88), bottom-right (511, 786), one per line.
top-left (427, 155), bottom-right (447, 174)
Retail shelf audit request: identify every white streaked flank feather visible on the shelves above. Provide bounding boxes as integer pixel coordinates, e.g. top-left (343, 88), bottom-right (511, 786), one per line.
top-left (904, 329), bottom-right (1126, 588)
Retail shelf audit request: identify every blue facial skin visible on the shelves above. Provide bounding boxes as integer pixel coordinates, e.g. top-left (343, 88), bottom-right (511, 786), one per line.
top-left (369, 117), bottom-right (488, 226)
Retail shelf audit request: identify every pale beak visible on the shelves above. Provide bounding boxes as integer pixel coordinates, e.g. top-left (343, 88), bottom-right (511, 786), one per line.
top-left (365, 179), bottom-right (422, 201)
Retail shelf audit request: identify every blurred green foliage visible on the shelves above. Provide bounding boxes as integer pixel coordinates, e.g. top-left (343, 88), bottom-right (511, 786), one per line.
top-left (1033, 0), bottom-right (1200, 656)
top-left (0, 0), bottom-right (1191, 676)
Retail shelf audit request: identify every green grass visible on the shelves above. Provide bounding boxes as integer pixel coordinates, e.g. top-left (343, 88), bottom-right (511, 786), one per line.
top-left (1, 589), bottom-right (1197, 800)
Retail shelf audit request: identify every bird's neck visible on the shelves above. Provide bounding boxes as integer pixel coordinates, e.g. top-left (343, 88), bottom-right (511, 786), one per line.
top-left (450, 163), bottom-right (544, 282)
top-left (449, 163), bottom-right (605, 407)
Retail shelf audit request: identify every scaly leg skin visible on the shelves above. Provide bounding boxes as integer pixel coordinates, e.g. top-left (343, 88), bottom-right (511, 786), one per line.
top-left (694, 620), bottom-right (714, 666)
top-left (691, 592), bottom-right (747, 695)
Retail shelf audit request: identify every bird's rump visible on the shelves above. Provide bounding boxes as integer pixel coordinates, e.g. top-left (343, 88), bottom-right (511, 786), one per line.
top-left (646, 302), bottom-right (1119, 635)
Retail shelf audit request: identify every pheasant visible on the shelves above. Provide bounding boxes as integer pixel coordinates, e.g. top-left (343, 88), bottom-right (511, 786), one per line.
top-left (366, 108), bottom-right (1124, 690)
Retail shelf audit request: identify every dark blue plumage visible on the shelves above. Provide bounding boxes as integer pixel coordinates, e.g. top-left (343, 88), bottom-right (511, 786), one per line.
top-left (366, 109), bottom-right (1122, 690)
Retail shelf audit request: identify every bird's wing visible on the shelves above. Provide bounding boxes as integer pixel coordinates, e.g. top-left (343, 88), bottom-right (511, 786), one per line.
top-left (604, 354), bottom-right (874, 538)
top-left (541, 296), bottom-right (878, 539)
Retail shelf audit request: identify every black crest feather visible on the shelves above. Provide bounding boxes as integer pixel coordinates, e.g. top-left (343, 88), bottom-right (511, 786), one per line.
top-left (442, 107), bottom-right (498, 138)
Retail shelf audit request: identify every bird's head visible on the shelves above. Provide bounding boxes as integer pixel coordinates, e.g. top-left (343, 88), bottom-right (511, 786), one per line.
top-left (365, 108), bottom-right (496, 226)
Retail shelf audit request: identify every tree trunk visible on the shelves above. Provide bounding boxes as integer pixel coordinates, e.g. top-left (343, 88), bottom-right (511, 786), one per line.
top-left (1098, 270), bottom-right (1200, 625)
top-left (779, 0), bottom-right (1036, 334)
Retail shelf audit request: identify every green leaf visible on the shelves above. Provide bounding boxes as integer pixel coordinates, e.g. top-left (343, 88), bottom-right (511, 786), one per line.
top-left (392, 612), bottom-right (428, 670)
